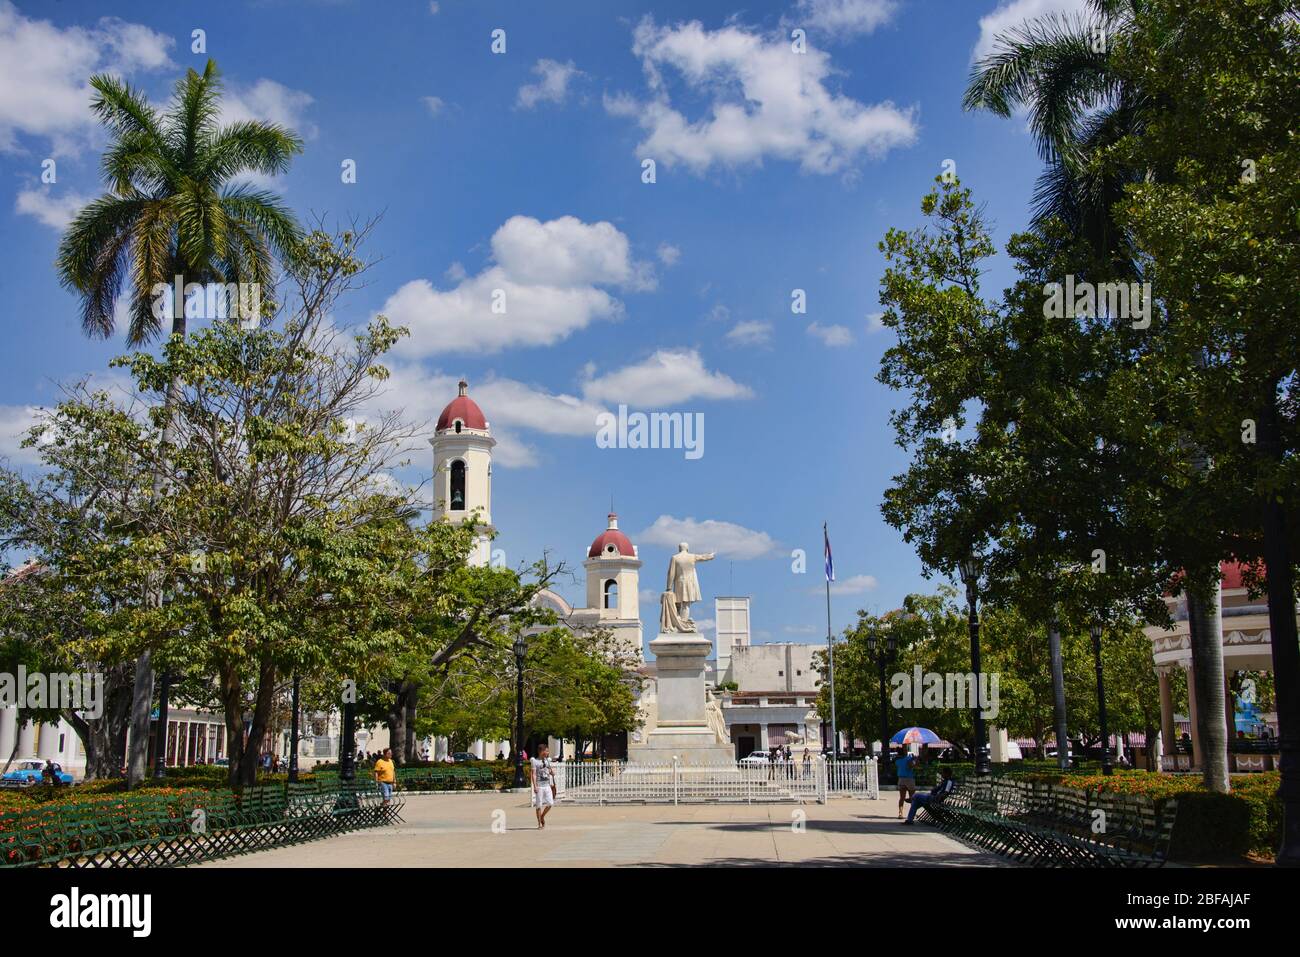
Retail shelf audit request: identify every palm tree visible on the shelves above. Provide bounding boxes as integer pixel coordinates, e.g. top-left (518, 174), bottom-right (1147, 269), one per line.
top-left (56, 59), bottom-right (303, 786)
top-left (58, 58), bottom-right (302, 342)
top-left (963, 1), bottom-right (1231, 793)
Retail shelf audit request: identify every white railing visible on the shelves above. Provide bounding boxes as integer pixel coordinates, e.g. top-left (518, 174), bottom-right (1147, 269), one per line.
top-left (555, 758), bottom-right (829, 804)
top-left (825, 758), bottom-right (879, 799)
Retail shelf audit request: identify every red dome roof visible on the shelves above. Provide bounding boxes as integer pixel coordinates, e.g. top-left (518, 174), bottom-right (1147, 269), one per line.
top-left (589, 513), bottom-right (635, 558)
top-left (436, 380), bottom-right (487, 432)
top-left (1165, 559), bottom-right (1261, 596)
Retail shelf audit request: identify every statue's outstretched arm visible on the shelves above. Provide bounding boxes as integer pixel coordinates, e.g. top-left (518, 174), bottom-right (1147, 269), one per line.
top-left (698, 552), bottom-right (716, 562)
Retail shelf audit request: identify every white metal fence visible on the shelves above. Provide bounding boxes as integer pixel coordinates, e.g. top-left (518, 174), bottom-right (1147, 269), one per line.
top-left (825, 758), bottom-right (879, 799)
top-left (555, 758), bottom-right (831, 804)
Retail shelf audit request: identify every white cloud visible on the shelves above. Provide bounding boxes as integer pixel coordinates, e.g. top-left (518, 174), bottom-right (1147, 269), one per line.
top-left (726, 320), bottom-right (773, 347)
top-left (638, 515), bottom-right (778, 559)
top-left (380, 215), bottom-right (652, 358)
top-left (866, 310), bottom-right (886, 332)
top-left (827, 573), bottom-right (879, 595)
top-left (220, 78), bottom-right (316, 139)
top-left (0, 404), bottom-right (47, 466)
top-left (421, 96), bottom-right (445, 116)
top-left (973, 0), bottom-right (1089, 62)
top-left (15, 187), bottom-right (91, 231)
top-left (607, 17), bottom-right (917, 175)
top-left (794, 0), bottom-right (898, 38)
top-left (581, 348), bottom-right (753, 407)
top-left (475, 379), bottom-right (609, 437)
top-left (516, 59), bottom-right (582, 110)
top-left (807, 321), bottom-right (854, 346)
top-left (0, 1), bottom-right (174, 153)
top-left (657, 242), bottom-right (681, 267)
top-left (428, 1), bottom-right (440, 13)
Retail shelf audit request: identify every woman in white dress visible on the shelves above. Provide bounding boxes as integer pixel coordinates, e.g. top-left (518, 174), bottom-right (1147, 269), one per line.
top-left (530, 744), bottom-right (556, 829)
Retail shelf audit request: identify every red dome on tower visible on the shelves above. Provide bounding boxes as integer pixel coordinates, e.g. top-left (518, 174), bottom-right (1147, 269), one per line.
top-left (436, 380), bottom-right (488, 432)
top-left (589, 513), bottom-right (635, 558)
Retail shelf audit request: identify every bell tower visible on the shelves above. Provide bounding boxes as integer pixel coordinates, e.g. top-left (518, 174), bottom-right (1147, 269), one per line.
top-left (431, 380), bottom-right (495, 566)
top-left (584, 513), bottom-right (643, 660)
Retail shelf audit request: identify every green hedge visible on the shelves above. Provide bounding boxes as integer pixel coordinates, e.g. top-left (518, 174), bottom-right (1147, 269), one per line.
top-left (1000, 768), bottom-right (1280, 862)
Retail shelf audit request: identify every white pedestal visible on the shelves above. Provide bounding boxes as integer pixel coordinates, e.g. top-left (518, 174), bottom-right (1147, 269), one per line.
top-left (632, 633), bottom-right (733, 765)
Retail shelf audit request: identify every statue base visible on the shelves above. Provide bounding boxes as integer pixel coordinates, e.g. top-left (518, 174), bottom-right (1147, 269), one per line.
top-left (630, 632), bottom-right (733, 766)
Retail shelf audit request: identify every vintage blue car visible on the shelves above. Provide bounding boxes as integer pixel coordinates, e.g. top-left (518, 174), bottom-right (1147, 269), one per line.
top-left (1, 760), bottom-right (75, 788)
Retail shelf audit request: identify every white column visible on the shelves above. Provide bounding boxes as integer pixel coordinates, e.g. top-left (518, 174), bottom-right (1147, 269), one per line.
top-left (37, 722), bottom-right (62, 760)
top-left (0, 707), bottom-right (16, 758)
top-left (18, 719), bottom-right (36, 758)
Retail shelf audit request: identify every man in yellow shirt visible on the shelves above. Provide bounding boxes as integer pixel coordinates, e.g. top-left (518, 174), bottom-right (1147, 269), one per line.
top-left (373, 747), bottom-right (396, 805)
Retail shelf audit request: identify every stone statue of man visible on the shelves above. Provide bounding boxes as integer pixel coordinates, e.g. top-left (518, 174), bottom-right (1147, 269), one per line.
top-left (663, 542), bottom-right (715, 630)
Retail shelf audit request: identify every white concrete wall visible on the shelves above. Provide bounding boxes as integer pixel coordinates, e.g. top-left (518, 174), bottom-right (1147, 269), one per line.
top-left (731, 643), bottom-right (819, 693)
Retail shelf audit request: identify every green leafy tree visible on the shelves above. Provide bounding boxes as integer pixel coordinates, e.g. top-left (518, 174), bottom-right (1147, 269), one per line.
top-left (54, 58), bottom-right (303, 785)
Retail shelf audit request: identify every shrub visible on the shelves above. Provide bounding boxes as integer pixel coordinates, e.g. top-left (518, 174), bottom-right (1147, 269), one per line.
top-left (1001, 767), bottom-right (1280, 862)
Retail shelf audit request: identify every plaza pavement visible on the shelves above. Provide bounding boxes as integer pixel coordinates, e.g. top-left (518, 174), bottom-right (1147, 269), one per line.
top-left (196, 790), bottom-right (1010, 868)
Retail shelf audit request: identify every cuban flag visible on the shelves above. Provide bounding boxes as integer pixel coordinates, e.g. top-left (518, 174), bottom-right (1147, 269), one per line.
top-left (823, 524), bottom-right (835, 583)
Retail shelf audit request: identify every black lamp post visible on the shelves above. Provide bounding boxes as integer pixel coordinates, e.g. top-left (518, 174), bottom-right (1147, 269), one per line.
top-left (512, 636), bottom-right (528, 789)
top-left (1090, 621), bottom-right (1113, 775)
top-left (340, 695), bottom-right (356, 783)
top-left (152, 670), bottom-right (170, 779)
top-left (288, 672), bottom-right (301, 783)
top-left (958, 553), bottom-right (992, 776)
top-left (866, 621), bottom-right (897, 777)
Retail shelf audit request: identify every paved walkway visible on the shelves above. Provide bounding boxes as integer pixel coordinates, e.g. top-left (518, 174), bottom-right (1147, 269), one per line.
top-left (197, 792), bottom-right (1009, 867)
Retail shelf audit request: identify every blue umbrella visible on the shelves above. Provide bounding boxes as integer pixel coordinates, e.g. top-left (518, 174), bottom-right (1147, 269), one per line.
top-left (890, 726), bottom-right (941, 746)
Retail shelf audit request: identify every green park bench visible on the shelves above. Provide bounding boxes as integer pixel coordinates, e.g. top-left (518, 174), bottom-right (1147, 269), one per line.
top-left (918, 778), bottom-right (1177, 867)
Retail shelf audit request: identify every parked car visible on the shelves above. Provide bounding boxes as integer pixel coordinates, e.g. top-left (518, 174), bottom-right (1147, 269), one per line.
top-left (739, 751), bottom-right (770, 766)
top-left (1, 760), bottom-right (74, 788)
top-left (452, 752), bottom-right (478, 762)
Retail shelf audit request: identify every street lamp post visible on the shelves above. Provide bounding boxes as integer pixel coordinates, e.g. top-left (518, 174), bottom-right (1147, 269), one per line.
top-left (1090, 621), bottom-right (1113, 776)
top-left (340, 698), bottom-right (356, 783)
top-left (152, 670), bottom-right (170, 779)
top-left (866, 621), bottom-right (897, 778)
top-left (513, 636), bottom-right (527, 790)
top-left (959, 554), bottom-right (992, 776)
top-left (288, 672), bottom-right (300, 784)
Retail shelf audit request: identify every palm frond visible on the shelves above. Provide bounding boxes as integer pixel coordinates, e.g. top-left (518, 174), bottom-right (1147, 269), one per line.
top-left (200, 122), bottom-right (304, 183)
top-left (220, 189), bottom-right (303, 260)
top-left (169, 59), bottom-right (223, 168)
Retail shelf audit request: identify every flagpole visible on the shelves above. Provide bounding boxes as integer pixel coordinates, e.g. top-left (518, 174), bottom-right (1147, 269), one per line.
top-left (825, 522), bottom-right (838, 761)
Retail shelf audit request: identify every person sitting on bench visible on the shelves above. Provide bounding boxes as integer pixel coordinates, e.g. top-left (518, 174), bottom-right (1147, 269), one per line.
top-left (902, 766), bottom-right (956, 824)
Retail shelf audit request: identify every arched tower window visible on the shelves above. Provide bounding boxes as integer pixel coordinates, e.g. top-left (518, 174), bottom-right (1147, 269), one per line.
top-left (604, 578), bottom-right (618, 609)
top-left (450, 459), bottom-right (466, 510)
top-left (454, 420), bottom-right (462, 434)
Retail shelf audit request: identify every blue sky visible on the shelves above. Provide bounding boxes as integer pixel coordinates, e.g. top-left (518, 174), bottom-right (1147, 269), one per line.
top-left (0, 0), bottom-right (1085, 648)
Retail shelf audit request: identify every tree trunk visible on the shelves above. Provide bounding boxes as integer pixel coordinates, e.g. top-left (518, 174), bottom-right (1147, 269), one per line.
top-left (388, 687), bottom-right (408, 769)
top-left (237, 658), bottom-right (277, 789)
top-left (1186, 582), bottom-right (1230, 793)
top-left (404, 693), bottom-right (418, 763)
top-left (125, 650), bottom-right (154, 785)
top-left (1258, 391), bottom-right (1300, 863)
top-left (1048, 619), bottom-right (1069, 770)
top-left (128, 312), bottom-right (189, 787)
top-left (64, 661), bottom-right (133, 779)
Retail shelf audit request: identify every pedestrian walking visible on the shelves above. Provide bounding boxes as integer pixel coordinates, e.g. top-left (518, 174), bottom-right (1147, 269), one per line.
top-left (801, 747), bottom-right (812, 779)
top-left (531, 744), bottom-right (556, 829)
top-left (373, 747), bottom-right (396, 805)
